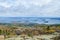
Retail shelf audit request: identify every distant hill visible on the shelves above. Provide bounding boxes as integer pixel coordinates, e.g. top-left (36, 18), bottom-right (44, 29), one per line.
top-left (0, 17), bottom-right (60, 24)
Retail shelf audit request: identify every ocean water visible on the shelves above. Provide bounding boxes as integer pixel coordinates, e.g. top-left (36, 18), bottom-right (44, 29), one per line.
top-left (0, 17), bottom-right (60, 24)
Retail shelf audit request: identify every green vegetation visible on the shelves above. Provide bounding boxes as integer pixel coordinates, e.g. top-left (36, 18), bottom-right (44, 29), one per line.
top-left (0, 23), bottom-right (60, 39)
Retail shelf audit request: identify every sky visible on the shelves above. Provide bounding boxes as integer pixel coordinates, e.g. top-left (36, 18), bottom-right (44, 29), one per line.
top-left (0, 0), bottom-right (60, 17)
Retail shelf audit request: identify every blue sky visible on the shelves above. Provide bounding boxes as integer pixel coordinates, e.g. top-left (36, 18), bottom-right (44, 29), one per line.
top-left (0, 0), bottom-right (60, 17)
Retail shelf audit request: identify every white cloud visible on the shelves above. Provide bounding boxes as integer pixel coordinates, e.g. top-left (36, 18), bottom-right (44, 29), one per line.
top-left (0, 0), bottom-right (60, 17)
top-left (15, 0), bottom-right (52, 7)
top-left (0, 2), bottom-right (12, 8)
